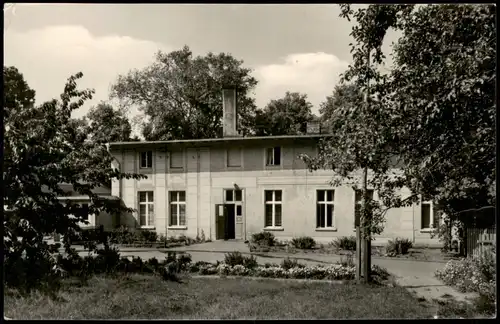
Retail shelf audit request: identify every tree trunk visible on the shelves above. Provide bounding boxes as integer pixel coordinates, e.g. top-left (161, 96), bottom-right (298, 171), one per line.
top-left (362, 48), bottom-right (372, 284)
top-left (361, 166), bottom-right (370, 283)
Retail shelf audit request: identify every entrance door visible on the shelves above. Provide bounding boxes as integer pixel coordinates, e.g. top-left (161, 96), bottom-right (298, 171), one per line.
top-left (225, 204), bottom-right (236, 240)
top-left (216, 204), bottom-right (236, 240)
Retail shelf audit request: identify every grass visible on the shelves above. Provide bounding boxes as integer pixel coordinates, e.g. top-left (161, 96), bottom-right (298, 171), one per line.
top-left (4, 274), bottom-right (438, 320)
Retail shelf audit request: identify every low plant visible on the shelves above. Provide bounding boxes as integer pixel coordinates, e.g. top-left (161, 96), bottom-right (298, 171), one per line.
top-left (137, 230), bottom-right (158, 243)
top-left (109, 226), bottom-right (135, 245)
top-left (223, 251), bottom-right (257, 269)
top-left (385, 237), bottom-right (413, 256)
top-left (280, 257), bottom-right (305, 270)
top-left (158, 234), bottom-right (168, 247)
top-left (435, 250), bottom-right (496, 306)
top-left (250, 231), bottom-right (277, 247)
top-left (291, 236), bottom-right (316, 249)
top-left (330, 236), bottom-right (357, 251)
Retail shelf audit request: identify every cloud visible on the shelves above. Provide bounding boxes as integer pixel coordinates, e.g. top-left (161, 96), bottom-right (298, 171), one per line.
top-left (4, 25), bottom-right (349, 136)
top-left (253, 52), bottom-right (349, 114)
top-left (3, 25), bottom-right (169, 119)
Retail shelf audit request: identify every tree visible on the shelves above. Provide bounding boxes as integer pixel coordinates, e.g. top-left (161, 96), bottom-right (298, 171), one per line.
top-left (111, 46), bottom-right (260, 140)
top-left (387, 4), bottom-right (496, 219)
top-left (3, 67), bottom-right (144, 292)
top-left (85, 103), bottom-right (133, 144)
top-left (3, 66), bottom-right (36, 118)
top-left (326, 4), bottom-right (495, 258)
top-left (319, 84), bottom-right (364, 132)
top-left (385, 4), bottom-right (496, 254)
top-left (302, 4), bottom-right (418, 283)
top-left (254, 92), bottom-right (314, 136)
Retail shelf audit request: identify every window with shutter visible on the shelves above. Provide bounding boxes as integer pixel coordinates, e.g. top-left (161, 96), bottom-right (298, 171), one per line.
top-left (227, 147), bottom-right (242, 167)
top-left (170, 150), bottom-right (183, 168)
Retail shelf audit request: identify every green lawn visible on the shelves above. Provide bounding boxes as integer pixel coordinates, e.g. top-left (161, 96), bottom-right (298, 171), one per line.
top-left (4, 274), bottom-right (440, 320)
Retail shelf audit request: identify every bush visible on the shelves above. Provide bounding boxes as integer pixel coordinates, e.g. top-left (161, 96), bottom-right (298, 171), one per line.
top-left (223, 251), bottom-right (258, 269)
top-left (250, 232), bottom-right (276, 246)
top-left (4, 244), bottom-right (62, 295)
top-left (242, 255), bottom-right (258, 269)
top-left (93, 246), bottom-right (121, 273)
top-left (385, 237), bottom-right (413, 256)
top-left (109, 226), bottom-right (135, 245)
top-left (280, 257), bottom-right (305, 270)
top-left (291, 236), bottom-right (316, 249)
top-left (330, 236), bottom-right (357, 251)
top-left (435, 251), bottom-right (496, 304)
top-left (138, 230), bottom-right (158, 243)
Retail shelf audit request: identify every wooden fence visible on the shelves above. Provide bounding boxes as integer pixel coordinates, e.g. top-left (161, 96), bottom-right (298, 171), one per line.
top-left (465, 227), bottom-right (496, 258)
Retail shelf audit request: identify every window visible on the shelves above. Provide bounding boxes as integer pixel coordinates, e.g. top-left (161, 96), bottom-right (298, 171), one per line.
top-left (170, 150), bottom-right (183, 169)
top-left (317, 190), bottom-right (334, 228)
top-left (140, 151), bottom-right (153, 169)
top-left (421, 201), bottom-right (436, 229)
top-left (225, 189), bottom-right (242, 202)
top-left (227, 147), bottom-right (242, 167)
top-left (138, 191), bottom-right (154, 227)
top-left (354, 189), bottom-right (374, 226)
top-left (81, 203), bottom-right (89, 221)
top-left (266, 147), bottom-right (281, 166)
top-left (169, 191), bottom-right (186, 226)
top-left (265, 190), bottom-right (282, 227)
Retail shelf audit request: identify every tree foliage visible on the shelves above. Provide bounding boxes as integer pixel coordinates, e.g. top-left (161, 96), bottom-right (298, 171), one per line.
top-left (254, 92), bottom-right (314, 136)
top-left (111, 46), bottom-right (259, 140)
top-left (387, 4), bottom-right (496, 220)
top-left (3, 67), bottom-right (144, 292)
top-left (311, 4), bottom-right (495, 248)
top-left (319, 84), bottom-right (364, 132)
top-left (85, 103), bottom-right (133, 144)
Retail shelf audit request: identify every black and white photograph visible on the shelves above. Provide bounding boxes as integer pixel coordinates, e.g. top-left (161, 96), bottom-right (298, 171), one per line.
top-left (3, 3), bottom-right (496, 320)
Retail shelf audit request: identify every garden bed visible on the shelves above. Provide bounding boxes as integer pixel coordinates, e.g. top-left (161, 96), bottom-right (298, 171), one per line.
top-left (249, 242), bottom-right (461, 262)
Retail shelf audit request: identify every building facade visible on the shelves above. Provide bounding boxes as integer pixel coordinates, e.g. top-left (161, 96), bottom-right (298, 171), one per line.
top-left (108, 89), bottom-right (441, 246)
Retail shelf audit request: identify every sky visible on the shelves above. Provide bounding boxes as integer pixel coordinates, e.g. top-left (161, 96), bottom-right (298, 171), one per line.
top-left (4, 3), bottom-right (398, 128)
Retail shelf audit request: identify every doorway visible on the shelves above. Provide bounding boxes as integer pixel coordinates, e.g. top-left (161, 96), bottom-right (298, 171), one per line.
top-left (216, 204), bottom-right (235, 240)
top-left (216, 189), bottom-right (243, 240)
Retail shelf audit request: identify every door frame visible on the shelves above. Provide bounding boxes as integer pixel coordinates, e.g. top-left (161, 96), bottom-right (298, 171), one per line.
top-left (222, 188), bottom-right (245, 240)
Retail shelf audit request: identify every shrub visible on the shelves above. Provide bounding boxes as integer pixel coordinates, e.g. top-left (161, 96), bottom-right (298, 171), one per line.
top-left (330, 236), bottom-right (357, 251)
top-left (158, 234), bottom-right (168, 247)
top-left (223, 251), bottom-right (258, 269)
top-left (109, 226), bottom-right (135, 245)
top-left (250, 232), bottom-right (276, 246)
top-left (263, 262), bottom-right (280, 268)
top-left (385, 237), bottom-right (413, 256)
top-left (242, 255), bottom-right (258, 269)
top-left (435, 251), bottom-right (496, 304)
top-left (224, 251), bottom-right (245, 267)
top-left (291, 236), bottom-right (316, 249)
top-left (93, 246), bottom-right (121, 273)
top-left (138, 230), bottom-right (158, 243)
top-left (280, 257), bottom-right (305, 270)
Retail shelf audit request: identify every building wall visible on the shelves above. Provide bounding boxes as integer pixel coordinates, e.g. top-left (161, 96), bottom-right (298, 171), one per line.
top-left (111, 140), bottom-right (441, 246)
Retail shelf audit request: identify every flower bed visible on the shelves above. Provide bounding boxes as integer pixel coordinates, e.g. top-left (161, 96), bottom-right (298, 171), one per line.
top-left (435, 252), bottom-right (496, 302)
top-left (188, 261), bottom-right (389, 282)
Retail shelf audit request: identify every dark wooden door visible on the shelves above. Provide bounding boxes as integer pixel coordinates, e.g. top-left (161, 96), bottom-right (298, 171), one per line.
top-left (225, 204), bottom-right (236, 240)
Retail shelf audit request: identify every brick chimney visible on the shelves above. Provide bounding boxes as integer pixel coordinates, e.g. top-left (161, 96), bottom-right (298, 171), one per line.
top-left (222, 88), bottom-right (239, 137)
